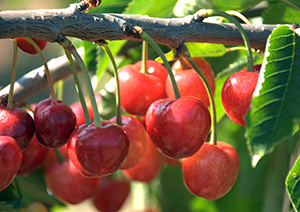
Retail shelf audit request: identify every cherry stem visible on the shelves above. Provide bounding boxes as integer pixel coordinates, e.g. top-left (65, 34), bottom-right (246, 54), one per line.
top-left (140, 41), bottom-right (148, 74)
top-left (24, 37), bottom-right (58, 104)
top-left (178, 56), bottom-right (189, 70)
top-left (97, 41), bottom-right (122, 126)
top-left (68, 45), bottom-right (102, 127)
top-left (185, 56), bottom-right (217, 145)
top-left (135, 26), bottom-right (181, 99)
top-left (225, 10), bottom-right (252, 24)
top-left (7, 39), bottom-right (18, 109)
top-left (64, 48), bottom-right (92, 126)
top-left (54, 148), bottom-right (65, 163)
top-left (200, 9), bottom-right (254, 72)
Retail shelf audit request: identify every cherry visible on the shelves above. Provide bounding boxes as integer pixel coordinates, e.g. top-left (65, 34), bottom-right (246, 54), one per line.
top-left (75, 121), bottom-right (129, 177)
top-left (118, 60), bottom-right (168, 116)
top-left (182, 141), bottom-right (240, 200)
top-left (92, 177), bottom-right (131, 212)
top-left (145, 96), bottom-right (211, 159)
top-left (44, 159), bottom-right (99, 205)
top-left (0, 106), bottom-right (34, 151)
top-left (110, 115), bottom-right (147, 170)
top-left (41, 143), bottom-right (68, 169)
top-left (67, 125), bottom-right (95, 178)
top-left (163, 156), bottom-right (181, 166)
top-left (122, 134), bottom-right (165, 183)
top-left (70, 94), bottom-right (102, 127)
top-left (17, 202), bottom-right (48, 212)
top-left (34, 98), bottom-right (77, 148)
top-left (165, 57), bottom-right (215, 106)
top-left (0, 136), bottom-right (22, 192)
top-left (16, 37), bottom-right (47, 55)
top-left (18, 134), bottom-right (48, 176)
top-left (221, 64), bottom-right (261, 126)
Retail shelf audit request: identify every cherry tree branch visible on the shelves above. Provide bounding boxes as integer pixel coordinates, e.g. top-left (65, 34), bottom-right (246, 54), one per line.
top-left (0, 4), bottom-right (280, 49)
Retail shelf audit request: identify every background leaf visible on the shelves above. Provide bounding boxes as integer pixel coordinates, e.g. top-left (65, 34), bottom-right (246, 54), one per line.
top-left (124, 0), bottom-right (178, 17)
top-left (173, 0), bottom-right (263, 17)
top-left (262, 2), bottom-right (300, 24)
top-left (246, 26), bottom-right (300, 167)
top-left (286, 152), bottom-right (300, 211)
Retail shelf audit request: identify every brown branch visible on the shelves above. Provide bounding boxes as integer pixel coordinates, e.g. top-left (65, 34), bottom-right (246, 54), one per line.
top-left (0, 54), bottom-right (80, 108)
top-left (0, 5), bottom-right (281, 49)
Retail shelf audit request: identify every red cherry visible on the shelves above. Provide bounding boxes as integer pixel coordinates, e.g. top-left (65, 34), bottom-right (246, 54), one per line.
top-left (41, 143), bottom-right (68, 169)
top-left (0, 136), bottom-right (22, 192)
top-left (34, 98), bottom-right (77, 148)
top-left (18, 134), bottom-right (48, 176)
top-left (110, 115), bottom-right (147, 170)
top-left (75, 121), bottom-right (129, 177)
top-left (16, 37), bottom-right (47, 55)
top-left (92, 177), bottom-right (130, 212)
top-left (182, 141), bottom-right (240, 200)
top-left (122, 134), bottom-right (165, 183)
top-left (163, 156), bottom-right (181, 166)
top-left (221, 64), bottom-right (261, 126)
top-left (70, 94), bottom-right (102, 127)
top-left (145, 96), bottom-right (211, 159)
top-left (0, 106), bottom-right (34, 151)
top-left (118, 60), bottom-right (168, 116)
top-left (44, 160), bottom-right (99, 205)
top-left (165, 57), bottom-right (215, 106)
top-left (67, 125), bottom-right (96, 178)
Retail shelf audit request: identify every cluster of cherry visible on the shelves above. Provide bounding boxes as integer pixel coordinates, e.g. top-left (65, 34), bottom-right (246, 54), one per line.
top-left (0, 37), bottom-right (261, 211)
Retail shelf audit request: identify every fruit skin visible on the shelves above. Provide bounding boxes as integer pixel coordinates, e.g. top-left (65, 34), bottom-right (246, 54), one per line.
top-left (34, 98), bottom-right (77, 148)
top-left (67, 125), bottom-right (96, 178)
top-left (110, 115), bottom-right (147, 170)
top-left (221, 64), bottom-right (261, 126)
top-left (92, 177), bottom-right (130, 212)
top-left (122, 134), bottom-right (165, 183)
top-left (0, 136), bottom-right (22, 192)
top-left (118, 60), bottom-right (168, 116)
top-left (182, 141), bottom-right (240, 200)
top-left (41, 143), bottom-right (68, 169)
top-left (165, 57), bottom-right (215, 106)
top-left (18, 134), bottom-right (48, 176)
top-left (0, 106), bottom-right (34, 151)
top-left (44, 159), bottom-right (99, 205)
top-left (16, 37), bottom-right (47, 55)
top-left (145, 96), bottom-right (211, 159)
top-left (75, 121), bottom-right (129, 177)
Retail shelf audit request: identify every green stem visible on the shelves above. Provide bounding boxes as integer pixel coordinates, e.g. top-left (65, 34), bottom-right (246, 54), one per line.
top-left (54, 149), bottom-right (65, 163)
top-left (136, 27), bottom-right (180, 99)
top-left (186, 57), bottom-right (217, 145)
top-left (97, 41), bottom-right (122, 126)
top-left (24, 37), bottom-right (58, 104)
top-left (201, 9), bottom-right (254, 72)
top-left (141, 41), bottom-right (148, 74)
top-left (178, 56), bottom-right (189, 70)
top-left (64, 49), bottom-right (92, 126)
top-left (7, 39), bottom-right (18, 109)
top-left (225, 10), bottom-right (252, 24)
top-left (56, 79), bottom-right (64, 100)
top-left (68, 45), bottom-right (102, 127)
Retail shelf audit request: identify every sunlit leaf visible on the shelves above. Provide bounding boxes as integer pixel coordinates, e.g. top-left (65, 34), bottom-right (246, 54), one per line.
top-left (186, 43), bottom-right (227, 57)
top-left (246, 26), bottom-right (300, 167)
top-left (286, 154), bottom-right (300, 211)
top-left (173, 0), bottom-right (263, 17)
top-left (124, 0), bottom-right (177, 17)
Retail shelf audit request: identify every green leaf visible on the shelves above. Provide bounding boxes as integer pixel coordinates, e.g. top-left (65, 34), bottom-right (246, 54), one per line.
top-left (263, 2), bottom-right (300, 24)
top-left (246, 26), bottom-right (300, 167)
top-left (124, 0), bottom-right (177, 17)
top-left (173, 0), bottom-right (263, 17)
top-left (186, 43), bottom-right (227, 57)
top-left (0, 201), bottom-right (17, 211)
top-left (287, 153), bottom-right (300, 211)
top-left (89, 0), bottom-right (131, 14)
